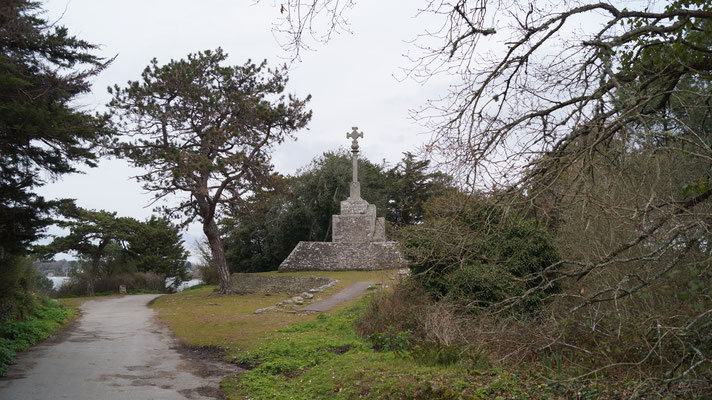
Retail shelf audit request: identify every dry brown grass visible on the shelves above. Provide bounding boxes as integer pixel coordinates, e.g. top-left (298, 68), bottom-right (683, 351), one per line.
top-left (355, 279), bottom-right (465, 348)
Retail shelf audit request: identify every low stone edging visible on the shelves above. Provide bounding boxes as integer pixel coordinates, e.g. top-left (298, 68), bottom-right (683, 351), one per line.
top-left (253, 279), bottom-right (339, 314)
top-left (230, 273), bottom-right (333, 295)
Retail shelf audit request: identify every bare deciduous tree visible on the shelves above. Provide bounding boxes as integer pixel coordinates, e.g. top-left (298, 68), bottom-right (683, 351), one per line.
top-left (269, 0), bottom-right (712, 391)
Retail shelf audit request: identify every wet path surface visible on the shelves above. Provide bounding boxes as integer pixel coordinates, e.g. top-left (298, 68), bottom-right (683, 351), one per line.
top-left (0, 295), bottom-right (238, 400)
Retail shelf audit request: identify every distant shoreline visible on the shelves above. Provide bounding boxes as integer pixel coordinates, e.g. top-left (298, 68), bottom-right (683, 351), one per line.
top-left (47, 276), bottom-right (202, 291)
top-left (48, 276), bottom-right (70, 289)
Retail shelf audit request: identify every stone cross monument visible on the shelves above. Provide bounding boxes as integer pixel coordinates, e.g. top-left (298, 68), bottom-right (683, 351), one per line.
top-left (332, 127), bottom-right (386, 243)
top-left (278, 126), bottom-right (405, 272)
top-left (347, 127), bottom-right (363, 199)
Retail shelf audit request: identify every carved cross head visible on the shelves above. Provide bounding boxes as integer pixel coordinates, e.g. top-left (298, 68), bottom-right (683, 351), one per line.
top-left (347, 126), bottom-right (364, 150)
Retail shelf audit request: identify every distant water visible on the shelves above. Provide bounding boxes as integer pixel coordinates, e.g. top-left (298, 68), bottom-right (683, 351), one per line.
top-left (48, 277), bottom-right (202, 291)
top-left (49, 276), bottom-right (71, 289)
top-left (166, 278), bottom-right (203, 292)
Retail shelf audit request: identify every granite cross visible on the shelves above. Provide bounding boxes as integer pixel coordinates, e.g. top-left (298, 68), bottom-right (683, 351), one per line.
top-left (347, 127), bottom-right (363, 183)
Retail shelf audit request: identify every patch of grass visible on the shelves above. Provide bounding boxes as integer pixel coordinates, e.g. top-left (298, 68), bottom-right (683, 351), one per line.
top-left (230, 302), bottom-right (369, 377)
top-left (151, 270), bottom-right (396, 351)
top-left (222, 296), bottom-right (555, 400)
top-left (152, 270), bottom-right (639, 399)
top-left (159, 270), bottom-right (571, 398)
top-left (151, 285), bottom-right (314, 350)
top-left (0, 298), bottom-right (75, 376)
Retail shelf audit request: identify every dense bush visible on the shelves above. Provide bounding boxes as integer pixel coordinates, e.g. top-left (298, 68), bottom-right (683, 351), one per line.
top-left (356, 280), bottom-right (464, 347)
top-left (0, 257), bottom-right (49, 321)
top-left (400, 193), bottom-right (560, 313)
top-left (194, 264), bottom-right (219, 285)
top-left (355, 279), bottom-right (432, 339)
top-left (0, 299), bottom-right (73, 376)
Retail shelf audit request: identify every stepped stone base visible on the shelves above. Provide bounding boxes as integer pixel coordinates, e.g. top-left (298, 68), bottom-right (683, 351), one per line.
top-left (332, 194), bottom-right (386, 243)
top-left (278, 241), bottom-right (407, 272)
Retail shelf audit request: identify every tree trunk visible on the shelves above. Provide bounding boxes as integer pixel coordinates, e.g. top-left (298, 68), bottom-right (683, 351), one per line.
top-left (86, 240), bottom-right (108, 296)
top-left (86, 267), bottom-right (95, 297)
top-left (203, 217), bottom-right (232, 294)
top-left (86, 253), bottom-right (100, 296)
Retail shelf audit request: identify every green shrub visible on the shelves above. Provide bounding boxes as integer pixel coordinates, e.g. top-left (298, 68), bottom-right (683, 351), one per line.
top-left (400, 193), bottom-right (560, 313)
top-left (355, 279), bottom-right (432, 338)
top-left (0, 338), bottom-right (16, 376)
top-left (0, 300), bottom-right (73, 376)
top-left (409, 343), bottom-right (461, 366)
top-left (195, 264), bottom-right (219, 285)
top-left (368, 326), bottom-right (413, 353)
top-left (0, 256), bottom-right (45, 321)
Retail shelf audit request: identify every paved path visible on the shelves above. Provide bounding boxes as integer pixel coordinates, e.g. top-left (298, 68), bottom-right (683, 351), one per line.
top-left (299, 281), bottom-right (377, 312)
top-left (0, 294), bottom-right (238, 400)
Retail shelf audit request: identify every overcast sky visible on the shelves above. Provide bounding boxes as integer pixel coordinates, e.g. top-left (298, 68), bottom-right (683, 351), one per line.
top-left (36, 0), bottom-right (455, 261)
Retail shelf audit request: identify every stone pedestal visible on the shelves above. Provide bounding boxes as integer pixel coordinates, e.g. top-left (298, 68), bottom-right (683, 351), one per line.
top-left (332, 195), bottom-right (386, 243)
top-left (278, 192), bottom-right (402, 272)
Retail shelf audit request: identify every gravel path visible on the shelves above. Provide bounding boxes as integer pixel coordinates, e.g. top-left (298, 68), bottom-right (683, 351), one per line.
top-left (299, 281), bottom-right (377, 312)
top-left (0, 294), bottom-right (238, 400)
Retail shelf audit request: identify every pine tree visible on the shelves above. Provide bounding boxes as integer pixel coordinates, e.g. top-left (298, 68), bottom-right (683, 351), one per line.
top-left (109, 48), bottom-right (311, 294)
top-left (0, 0), bottom-right (112, 259)
top-left (128, 216), bottom-right (189, 286)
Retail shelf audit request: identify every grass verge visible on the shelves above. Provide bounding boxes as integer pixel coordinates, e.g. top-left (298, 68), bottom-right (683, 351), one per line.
top-left (150, 270), bottom-right (394, 351)
top-left (152, 271), bottom-right (643, 399)
top-left (221, 297), bottom-right (562, 400)
top-left (0, 297), bottom-right (75, 376)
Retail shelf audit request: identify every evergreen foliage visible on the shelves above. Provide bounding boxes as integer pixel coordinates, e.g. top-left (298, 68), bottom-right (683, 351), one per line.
top-left (127, 216), bottom-right (189, 286)
top-left (37, 204), bottom-right (140, 296)
top-left (0, 0), bottom-right (110, 319)
top-left (0, 0), bottom-right (111, 259)
top-left (0, 256), bottom-right (47, 321)
top-left (108, 48), bottom-right (311, 293)
top-left (386, 152), bottom-right (453, 227)
top-left (222, 151), bottom-right (452, 272)
top-left (38, 208), bottom-right (189, 295)
top-left (0, 299), bottom-right (73, 377)
top-left (400, 194), bottom-right (560, 314)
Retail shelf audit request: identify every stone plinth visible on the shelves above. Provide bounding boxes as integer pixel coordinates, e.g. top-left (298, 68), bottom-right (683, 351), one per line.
top-left (278, 241), bottom-right (407, 271)
top-left (332, 196), bottom-right (386, 243)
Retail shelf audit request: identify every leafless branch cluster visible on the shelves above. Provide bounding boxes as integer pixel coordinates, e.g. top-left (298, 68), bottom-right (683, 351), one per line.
top-left (409, 2), bottom-right (711, 388)
top-left (269, 0), bottom-right (712, 392)
top-left (266, 0), bottom-right (356, 60)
